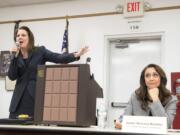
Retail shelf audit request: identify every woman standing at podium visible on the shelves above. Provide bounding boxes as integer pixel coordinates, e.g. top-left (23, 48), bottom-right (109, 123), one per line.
top-left (115, 64), bottom-right (177, 128)
top-left (8, 26), bottom-right (88, 119)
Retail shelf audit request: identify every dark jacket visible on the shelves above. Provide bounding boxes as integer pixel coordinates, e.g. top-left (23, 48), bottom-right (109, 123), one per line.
top-left (8, 46), bottom-right (78, 118)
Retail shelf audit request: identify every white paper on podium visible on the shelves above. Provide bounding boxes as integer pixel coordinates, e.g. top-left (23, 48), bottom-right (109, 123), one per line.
top-left (122, 116), bottom-right (167, 134)
top-left (5, 76), bottom-right (16, 90)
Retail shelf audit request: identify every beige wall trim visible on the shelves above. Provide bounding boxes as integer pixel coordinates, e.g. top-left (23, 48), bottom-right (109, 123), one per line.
top-left (147, 5), bottom-right (180, 12)
top-left (0, 5), bottom-right (180, 24)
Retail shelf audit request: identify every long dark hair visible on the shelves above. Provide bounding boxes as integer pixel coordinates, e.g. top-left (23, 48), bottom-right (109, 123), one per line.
top-left (14, 26), bottom-right (35, 51)
top-left (135, 64), bottom-right (171, 110)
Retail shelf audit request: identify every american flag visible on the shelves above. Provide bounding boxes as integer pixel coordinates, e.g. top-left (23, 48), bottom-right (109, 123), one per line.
top-left (61, 19), bottom-right (69, 53)
top-left (14, 20), bottom-right (21, 41)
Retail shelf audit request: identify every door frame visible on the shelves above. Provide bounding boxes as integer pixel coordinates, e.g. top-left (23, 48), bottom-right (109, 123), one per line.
top-left (103, 31), bottom-right (165, 103)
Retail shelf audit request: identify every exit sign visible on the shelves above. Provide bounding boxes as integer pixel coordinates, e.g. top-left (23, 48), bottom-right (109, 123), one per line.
top-left (124, 0), bottom-right (144, 18)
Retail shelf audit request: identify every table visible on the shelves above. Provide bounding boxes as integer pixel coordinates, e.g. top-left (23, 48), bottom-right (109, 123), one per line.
top-left (0, 125), bottom-right (179, 135)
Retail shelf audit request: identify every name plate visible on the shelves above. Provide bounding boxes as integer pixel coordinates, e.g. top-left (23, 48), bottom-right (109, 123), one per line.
top-left (122, 116), bottom-right (167, 134)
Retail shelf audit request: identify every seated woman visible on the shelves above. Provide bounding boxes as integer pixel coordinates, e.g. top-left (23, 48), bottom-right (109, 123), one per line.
top-left (115, 64), bottom-right (177, 129)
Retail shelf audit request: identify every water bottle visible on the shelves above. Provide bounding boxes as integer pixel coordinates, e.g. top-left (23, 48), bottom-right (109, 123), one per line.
top-left (119, 115), bottom-right (123, 123)
top-left (97, 100), bottom-right (107, 128)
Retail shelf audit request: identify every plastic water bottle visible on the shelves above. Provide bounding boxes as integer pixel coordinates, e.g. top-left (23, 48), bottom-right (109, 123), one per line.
top-left (97, 100), bottom-right (107, 128)
top-left (119, 115), bottom-right (123, 123)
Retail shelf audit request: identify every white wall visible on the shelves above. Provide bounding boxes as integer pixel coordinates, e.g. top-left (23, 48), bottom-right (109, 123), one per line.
top-left (0, 0), bottom-right (180, 118)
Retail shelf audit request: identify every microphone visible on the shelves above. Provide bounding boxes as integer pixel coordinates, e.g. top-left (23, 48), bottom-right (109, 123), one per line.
top-left (16, 42), bottom-right (20, 48)
top-left (86, 57), bottom-right (91, 64)
top-left (15, 42), bottom-right (20, 58)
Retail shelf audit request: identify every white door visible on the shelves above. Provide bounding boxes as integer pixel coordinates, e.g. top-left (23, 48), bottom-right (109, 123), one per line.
top-left (107, 38), bottom-right (161, 127)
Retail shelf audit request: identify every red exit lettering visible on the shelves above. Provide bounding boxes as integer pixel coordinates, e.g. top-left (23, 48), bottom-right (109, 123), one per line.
top-left (127, 2), bottom-right (140, 12)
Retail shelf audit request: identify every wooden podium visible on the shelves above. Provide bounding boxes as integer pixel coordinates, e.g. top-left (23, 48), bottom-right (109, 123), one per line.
top-left (34, 64), bottom-right (102, 127)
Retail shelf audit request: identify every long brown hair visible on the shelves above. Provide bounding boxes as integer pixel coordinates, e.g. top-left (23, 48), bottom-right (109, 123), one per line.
top-left (14, 26), bottom-right (35, 51)
top-left (135, 64), bottom-right (171, 110)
